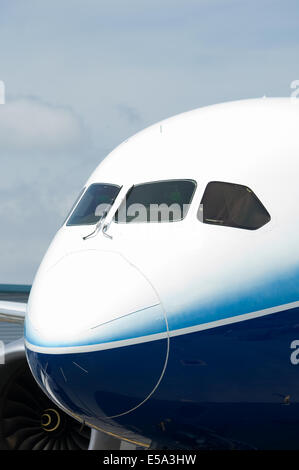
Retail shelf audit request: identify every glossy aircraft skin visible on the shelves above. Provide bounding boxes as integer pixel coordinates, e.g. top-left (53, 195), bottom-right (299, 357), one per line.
top-left (25, 98), bottom-right (299, 449)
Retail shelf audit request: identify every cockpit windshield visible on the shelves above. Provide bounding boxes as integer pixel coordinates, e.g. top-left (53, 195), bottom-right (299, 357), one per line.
top-left (67, 183), bottom-right (120, 226)
top-left (115, 180), bottom-right (196, 223)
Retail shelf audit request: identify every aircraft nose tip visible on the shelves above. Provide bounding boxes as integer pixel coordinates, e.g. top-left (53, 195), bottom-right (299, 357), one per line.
top-left (25, 250), bottom-right (169, 421)
top-left (26, 250), bottom-right (166, 348)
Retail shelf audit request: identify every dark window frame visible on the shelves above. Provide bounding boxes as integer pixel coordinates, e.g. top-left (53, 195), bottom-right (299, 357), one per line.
top-left (62, 186), bottom-right (86, 227)
top-left (198, 181), bottom-right (271, 231)
top-left (66, 182), bottom-right (121, 227)
top-left (114, 178), bottom-right (197, 224)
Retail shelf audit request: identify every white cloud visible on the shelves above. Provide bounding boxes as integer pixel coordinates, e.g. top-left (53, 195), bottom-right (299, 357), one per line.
top-left (0, 0), bottom-right (298, 283)
top-left (0, 98), bottom-right (85, 152)
top-left (0, 97), bottom-right (96, 283)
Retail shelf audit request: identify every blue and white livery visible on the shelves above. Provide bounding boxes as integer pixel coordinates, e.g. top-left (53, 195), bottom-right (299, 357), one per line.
top-left (21, 98), bottom-right (299, 449)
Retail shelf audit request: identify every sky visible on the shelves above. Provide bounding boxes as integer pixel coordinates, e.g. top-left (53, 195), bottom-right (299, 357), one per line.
top-left (0, 0), bottom-right (299, 283)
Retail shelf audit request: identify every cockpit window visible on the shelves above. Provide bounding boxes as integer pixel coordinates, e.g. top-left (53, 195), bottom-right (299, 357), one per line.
top-left (62, 187), bottom-right (86, 226)
top-left (198, 181), bottom-right (271, 230)
top-left (67, 183), bottom-right (120, 226)
top-left (115, 179), bottom-right (196, 223)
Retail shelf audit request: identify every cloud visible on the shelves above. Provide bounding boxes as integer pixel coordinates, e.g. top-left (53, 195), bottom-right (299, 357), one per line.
top-left (0, 0), bottom-right (299, 283)
top-left (0, 97), bottom-right (97, 283)
top-left (0, 97), bottom-right (86, 152)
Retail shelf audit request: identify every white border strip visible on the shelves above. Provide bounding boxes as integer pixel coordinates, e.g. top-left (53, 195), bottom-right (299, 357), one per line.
top-left (25, 330), bottom-right (168, 355)
top-left (25, 299), bottom-right (299, 355)
top-left (170, 299), bottom-right (299, 338)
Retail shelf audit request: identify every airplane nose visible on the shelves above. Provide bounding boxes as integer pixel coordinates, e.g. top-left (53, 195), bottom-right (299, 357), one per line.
top-left (25, 250), bottom-right (169, 423)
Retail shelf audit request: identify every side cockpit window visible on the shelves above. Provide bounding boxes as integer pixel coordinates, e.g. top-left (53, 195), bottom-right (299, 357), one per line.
top-left (198, 181), bottom-right (271, 230)
top-left (67, 183), bottom-right (120, 226)
top-left (62, 186), bottom-right (86, 226)
top-left (115, 180), bottom-right (196, 223)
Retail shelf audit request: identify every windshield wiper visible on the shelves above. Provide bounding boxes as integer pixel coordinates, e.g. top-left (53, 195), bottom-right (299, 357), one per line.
top-left (82, 185), bottom-right (123, 240)
top-left (83, 184), bottom-right (134, 241)
top-left (82, 210), bottom-right (108, 240)
top-left (101, 184), bottom-right (134, 240)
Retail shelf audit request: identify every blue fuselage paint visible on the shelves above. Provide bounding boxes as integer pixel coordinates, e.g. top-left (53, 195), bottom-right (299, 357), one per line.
top-left (26, 305), bottom-right (299, 449)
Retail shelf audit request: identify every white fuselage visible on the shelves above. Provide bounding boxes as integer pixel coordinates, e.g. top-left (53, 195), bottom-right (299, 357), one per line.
top-left (23, 98), bottom-right (299, 448)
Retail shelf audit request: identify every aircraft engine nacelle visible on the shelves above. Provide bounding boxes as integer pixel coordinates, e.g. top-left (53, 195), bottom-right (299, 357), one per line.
top-left (0, 339), bottom-right (92, 450)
